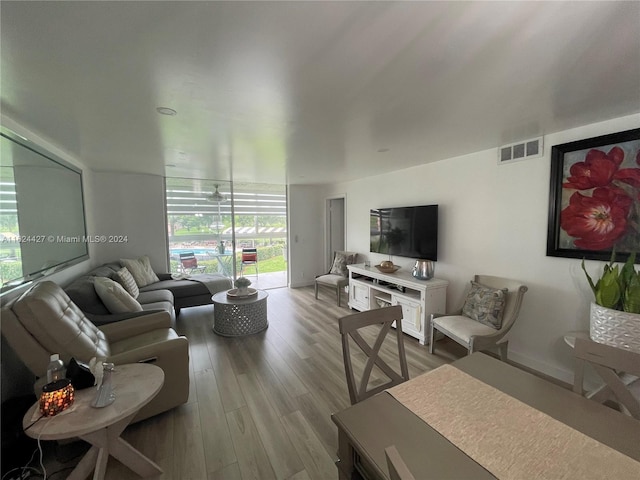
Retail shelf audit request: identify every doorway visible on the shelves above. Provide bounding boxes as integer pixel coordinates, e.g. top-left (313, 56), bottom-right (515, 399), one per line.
top-left (326, 196), bottom-right (346, 270)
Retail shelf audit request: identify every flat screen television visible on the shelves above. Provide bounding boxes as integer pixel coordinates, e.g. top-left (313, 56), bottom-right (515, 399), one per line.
top-left (370, 205), bottom-right (438, 260)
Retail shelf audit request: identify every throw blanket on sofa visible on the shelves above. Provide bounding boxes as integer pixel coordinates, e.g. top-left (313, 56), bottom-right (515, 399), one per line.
top-left (185, 273), bottom-right (232, 294)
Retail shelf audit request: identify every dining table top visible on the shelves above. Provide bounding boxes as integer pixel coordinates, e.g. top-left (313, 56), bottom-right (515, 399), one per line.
top-left (332, 352), bottom-right (640, 480)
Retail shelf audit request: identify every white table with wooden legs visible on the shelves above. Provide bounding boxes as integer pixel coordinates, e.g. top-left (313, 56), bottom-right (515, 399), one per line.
top-left (23, 363), bottom-right (164, 480)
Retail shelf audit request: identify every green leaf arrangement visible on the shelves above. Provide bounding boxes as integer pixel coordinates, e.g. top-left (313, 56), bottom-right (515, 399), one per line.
top-left (582, 251), bottom-right (640, 314)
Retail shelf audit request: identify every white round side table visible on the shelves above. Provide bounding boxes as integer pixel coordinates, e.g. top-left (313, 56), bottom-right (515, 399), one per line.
top-left (212, 289), bottom-right (269, 336)
top-left (23, 363), bottom-right (164, 480)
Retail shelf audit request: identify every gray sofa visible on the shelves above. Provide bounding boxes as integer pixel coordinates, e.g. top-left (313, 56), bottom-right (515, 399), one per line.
top-left (64, 262), bottom-right (232, 325)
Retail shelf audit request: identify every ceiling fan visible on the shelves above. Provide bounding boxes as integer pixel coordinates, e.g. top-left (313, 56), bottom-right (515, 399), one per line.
top-left (206, 185), bottom-right (227, 203)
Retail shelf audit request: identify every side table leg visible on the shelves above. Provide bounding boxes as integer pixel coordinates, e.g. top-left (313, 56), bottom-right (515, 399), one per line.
top-left (67, 446), bottom-right (99, 480)
top-left (80, 414), bottom-right (162, 478)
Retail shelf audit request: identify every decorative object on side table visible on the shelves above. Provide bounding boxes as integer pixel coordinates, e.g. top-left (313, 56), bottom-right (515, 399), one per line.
top-left (40, 379), bottom-right (75, 416)
top-left (228, 276), bottom-right (257, 298)
top-left (583, 251), bottom-right (640, 353)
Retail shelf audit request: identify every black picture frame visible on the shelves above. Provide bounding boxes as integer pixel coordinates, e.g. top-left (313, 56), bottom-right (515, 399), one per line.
top-left (547, 128), bottom-right (640, 262)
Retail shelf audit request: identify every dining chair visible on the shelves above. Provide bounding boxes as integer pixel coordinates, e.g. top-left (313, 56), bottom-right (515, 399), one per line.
top-left (315, 251), bottom-right (357, 307)
top-left (339, 305), bottom-right (409, 405)
top-left (240, 248), bottom-right (259, 277)
top-left (179, 252), bottom-right (206, 274)
top-left (385, 445), bottom-right (417, 480)
top-left (429, 275), bottom-right (528, 361)
top-left (573, 337), bottom-right (640, 419)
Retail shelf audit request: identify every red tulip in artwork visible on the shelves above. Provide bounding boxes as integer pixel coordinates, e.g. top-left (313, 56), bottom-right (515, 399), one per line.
top-left (561, 146), bottom-right (640, 251)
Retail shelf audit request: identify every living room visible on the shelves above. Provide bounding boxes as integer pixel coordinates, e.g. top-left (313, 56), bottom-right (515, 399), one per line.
top-left (1, 1), bottom-right (639, 479)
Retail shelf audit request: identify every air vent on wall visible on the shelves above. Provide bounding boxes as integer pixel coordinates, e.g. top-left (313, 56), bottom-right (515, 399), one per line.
top-left (498, 136), bottom-right (543, 164)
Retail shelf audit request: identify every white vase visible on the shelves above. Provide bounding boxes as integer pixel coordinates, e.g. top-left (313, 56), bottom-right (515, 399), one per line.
top-left (589, 302), bottom-right (640, 354)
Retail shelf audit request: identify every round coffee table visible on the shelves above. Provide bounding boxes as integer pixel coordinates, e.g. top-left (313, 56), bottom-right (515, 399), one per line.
top-left (23, 363), bottom-right (164, 480)
top-left (212, 289), bottom-right (269, 336)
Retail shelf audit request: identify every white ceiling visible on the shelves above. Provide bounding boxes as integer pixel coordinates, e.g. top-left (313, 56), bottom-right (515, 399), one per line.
top-left (1, 1), bottom-right (639, 185)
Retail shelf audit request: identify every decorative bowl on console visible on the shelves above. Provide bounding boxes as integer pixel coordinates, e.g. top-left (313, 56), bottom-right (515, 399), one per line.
top-left (375, 263), bottom-right (400, 274)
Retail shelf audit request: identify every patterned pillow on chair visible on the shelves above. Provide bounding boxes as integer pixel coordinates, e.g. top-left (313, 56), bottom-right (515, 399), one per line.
top-left (329, 251), bottom-right (357, 277)
top-left (462, 281), bottom-right (508, 329)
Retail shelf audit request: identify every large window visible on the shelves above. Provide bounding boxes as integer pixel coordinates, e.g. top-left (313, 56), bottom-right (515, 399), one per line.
top-left (165, 178), bottom-right (287, 289)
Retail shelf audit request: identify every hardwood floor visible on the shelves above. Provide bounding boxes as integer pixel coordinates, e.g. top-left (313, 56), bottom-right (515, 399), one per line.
top-left (39, 286), bottom-right (467, 480)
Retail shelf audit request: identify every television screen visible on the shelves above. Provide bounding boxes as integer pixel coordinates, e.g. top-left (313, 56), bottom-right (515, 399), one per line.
top-left (370, 205), bottom-right (438, 260)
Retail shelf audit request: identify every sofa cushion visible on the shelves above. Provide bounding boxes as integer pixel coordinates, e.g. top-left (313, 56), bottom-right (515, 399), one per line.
top-left (113, 267), bottom-right (140, 298)
top-left (94, 277), bottom-right (143, 314)
top-left (137, 289), bottom-right (174, 305)
top-left (120, 256), bottom-right (160, 287)
top-left (461, 281), bottom-right (508, 329)
top-left (12, 281), bottom-right (111, 363)
top-left (65, 275), bottom-right (110, 315)
top-left (139, 278), bottom-right (211, 297)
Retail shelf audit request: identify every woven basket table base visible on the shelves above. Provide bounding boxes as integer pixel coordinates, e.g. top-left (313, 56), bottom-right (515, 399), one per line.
top-left (212, 290), bottom-right (268, 337)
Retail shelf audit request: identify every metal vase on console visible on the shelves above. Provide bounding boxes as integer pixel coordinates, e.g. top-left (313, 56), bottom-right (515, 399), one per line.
top-left (412, 259), bottom-right (434, 280)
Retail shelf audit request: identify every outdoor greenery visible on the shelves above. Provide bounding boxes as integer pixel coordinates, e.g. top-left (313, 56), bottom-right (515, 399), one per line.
top-left (170, 245), bottom-right (287, 275)
top-left (168, 214), bottom-right (286, 235)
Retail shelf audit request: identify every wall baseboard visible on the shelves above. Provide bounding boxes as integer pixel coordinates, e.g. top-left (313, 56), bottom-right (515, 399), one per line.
top-left (508, 350), bottom-right (574, 385)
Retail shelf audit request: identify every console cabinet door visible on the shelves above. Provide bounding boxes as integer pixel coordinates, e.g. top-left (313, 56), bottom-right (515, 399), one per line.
top-left (350, 280), bottom-right (370, 311)
top-left (393, 296), bottom-right (422, 338)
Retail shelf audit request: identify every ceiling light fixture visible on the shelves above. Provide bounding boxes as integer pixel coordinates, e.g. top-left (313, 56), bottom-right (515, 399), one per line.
top-left (156, 107), bottom-right (177, 116)
top-left (206, 185), bottom-right (227, 203)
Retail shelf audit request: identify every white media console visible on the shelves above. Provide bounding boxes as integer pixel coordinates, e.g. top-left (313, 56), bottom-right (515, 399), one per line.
top-left (347, 263), bottom-right (448, 345)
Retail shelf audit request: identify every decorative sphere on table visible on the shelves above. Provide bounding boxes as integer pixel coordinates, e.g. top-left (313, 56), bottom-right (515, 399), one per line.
top-left (380, 260), bottom-right (394, 268)
top-left (234, 276), bottom-right (251, 293)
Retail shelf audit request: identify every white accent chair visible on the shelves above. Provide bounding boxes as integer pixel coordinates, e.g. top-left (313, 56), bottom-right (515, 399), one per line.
top-left (315, 251), bottom-right (357, 307)
top-left (429, 275), bottom-right (528, 361)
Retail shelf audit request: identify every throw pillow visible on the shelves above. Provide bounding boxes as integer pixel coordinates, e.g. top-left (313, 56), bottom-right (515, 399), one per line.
top-left (94, 277), bottom-right (143, 314)
top-left (329, 251), bottom-right (356, 277)
top-left (112, 267), bottom-right (140, 299)
top-left (120, 255), bottom-right (160, 287)
top-left (461, 281), bottom-right (508, 329)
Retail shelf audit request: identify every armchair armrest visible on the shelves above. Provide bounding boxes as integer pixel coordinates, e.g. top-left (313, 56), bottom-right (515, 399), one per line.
top-left (99, 311), bottom-right (172, 342)
top-left (107, 335), bottom-right (188, 365)
top-left (469, 327), bottom-right (511, 351)
top-left (431, 308), bottom-right (462, 320)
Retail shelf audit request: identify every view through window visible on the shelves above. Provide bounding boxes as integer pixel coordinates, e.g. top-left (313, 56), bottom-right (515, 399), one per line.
top-left (165, 178), bottom-right (287, 289)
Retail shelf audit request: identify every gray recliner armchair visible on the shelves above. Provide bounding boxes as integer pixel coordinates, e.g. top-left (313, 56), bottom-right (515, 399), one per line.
top-left (1, 281), bottom-right (190, 421)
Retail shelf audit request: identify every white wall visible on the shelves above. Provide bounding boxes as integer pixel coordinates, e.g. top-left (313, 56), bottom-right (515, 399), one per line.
top-left (90, 172), bottom-right (169, 272)
top-left (288, 184), bottom-right (325, 287)
top-left (321, 114), bottom-right (640, 383)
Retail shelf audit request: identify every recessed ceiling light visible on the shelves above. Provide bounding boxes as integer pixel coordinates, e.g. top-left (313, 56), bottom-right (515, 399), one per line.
top-left (156, 107), bottom-right (177, 116)
top-left (377, 148), bottom-right (390, 153)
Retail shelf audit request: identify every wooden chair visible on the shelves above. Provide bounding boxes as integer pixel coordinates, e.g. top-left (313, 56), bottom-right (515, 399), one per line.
top-left (339, 305), bottom-right (409, 405)
top-left (573, 337), bottom-right (640, 419)
top-left (429, 275), bottom-right (528, 361)
top-left (385, 445), bottom-right (416, 480)
top-left (240, 248), bottom-right (258, 277)
top-left (179, 252), bottom-right (206, 274)
top-left (315, 251), bottom-right (356, 307)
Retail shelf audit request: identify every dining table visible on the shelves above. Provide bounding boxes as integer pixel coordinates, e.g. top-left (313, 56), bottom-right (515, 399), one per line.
top-left (331, 352), bottom-right (640, 480)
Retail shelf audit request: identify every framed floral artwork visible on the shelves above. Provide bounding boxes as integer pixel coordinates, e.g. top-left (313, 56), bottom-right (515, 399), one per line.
top-left (547, 128), bottom-right (640, 262)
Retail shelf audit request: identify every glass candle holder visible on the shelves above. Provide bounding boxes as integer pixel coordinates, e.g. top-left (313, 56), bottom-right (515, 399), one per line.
top-left (39, 378), bottom-right (75, 416)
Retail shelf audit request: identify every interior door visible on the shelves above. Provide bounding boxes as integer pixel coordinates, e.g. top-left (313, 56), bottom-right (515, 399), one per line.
top-left (327, 197), bottom-right (345, 269)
